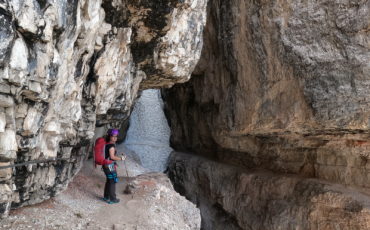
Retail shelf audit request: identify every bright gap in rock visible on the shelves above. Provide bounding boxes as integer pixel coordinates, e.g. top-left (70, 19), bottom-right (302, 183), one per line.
top-left (118, 89), bottom-right (173, 174)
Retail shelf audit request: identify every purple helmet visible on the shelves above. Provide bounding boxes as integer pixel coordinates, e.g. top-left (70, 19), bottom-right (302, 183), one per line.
top-left (107, 128), bottom-right (119, 136)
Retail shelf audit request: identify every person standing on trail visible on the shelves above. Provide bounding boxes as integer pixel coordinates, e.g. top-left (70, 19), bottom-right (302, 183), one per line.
top-left (102, 128), bottom-right (126, 204)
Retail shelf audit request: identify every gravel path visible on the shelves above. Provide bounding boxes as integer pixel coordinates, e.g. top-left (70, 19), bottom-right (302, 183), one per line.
top-left (1, 156), bottom-right (200, 230)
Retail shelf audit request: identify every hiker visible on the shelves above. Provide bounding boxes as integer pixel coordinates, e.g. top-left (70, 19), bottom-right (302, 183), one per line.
top-left (102, 128), bottom-right (126, 204)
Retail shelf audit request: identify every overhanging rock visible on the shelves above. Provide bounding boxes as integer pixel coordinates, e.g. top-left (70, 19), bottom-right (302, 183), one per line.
top-left (0, 0), bottom-right (208, 217)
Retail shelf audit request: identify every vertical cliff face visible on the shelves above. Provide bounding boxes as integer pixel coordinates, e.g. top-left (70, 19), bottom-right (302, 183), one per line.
top-left (165, 0), bottom-right (370, 184)
top-left (164, 0), bottom-right (370, 229)
top-left (0, 0), bottom-right (207, 217)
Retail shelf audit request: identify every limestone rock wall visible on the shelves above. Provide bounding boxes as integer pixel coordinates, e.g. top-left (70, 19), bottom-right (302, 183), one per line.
top-left (169, 152), bottom-right (370, 230)
top-left (0, 0), bottom-right (207, 217)
top-left (164, 0), bottom-right (370, 228)
top-left (164, 0), bottom-right (370, 184)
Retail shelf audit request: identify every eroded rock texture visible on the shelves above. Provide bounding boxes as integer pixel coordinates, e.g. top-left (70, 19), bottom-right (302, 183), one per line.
top-left (0, 0), bottom-right (207, 216)
top-left (164, 0), bottom-right (370, 229)
top-left (169, 153), bottom-right (370, 230)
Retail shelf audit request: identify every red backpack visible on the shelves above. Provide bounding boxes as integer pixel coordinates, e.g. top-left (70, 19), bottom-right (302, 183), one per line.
top-left (94, 137), bottom-right (113, 167)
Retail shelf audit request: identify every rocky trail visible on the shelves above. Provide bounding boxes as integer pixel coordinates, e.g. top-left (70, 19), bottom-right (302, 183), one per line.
top-left (0, 155), bottom-right (200, 230)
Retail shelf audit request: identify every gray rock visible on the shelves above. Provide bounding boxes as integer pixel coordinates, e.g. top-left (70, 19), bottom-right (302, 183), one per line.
top-left (0, 0), bottom-right (208, 217)
top-left (124, 172), bottom-right (201, 230)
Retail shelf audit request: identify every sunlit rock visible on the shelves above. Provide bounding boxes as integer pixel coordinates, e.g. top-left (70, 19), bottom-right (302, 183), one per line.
top-left (0, 0), bottom-right (208, 217)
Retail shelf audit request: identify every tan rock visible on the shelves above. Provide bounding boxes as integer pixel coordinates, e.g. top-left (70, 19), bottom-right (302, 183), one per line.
top-left (0, 162), bottom-right (12, 181)
top-left (168, 152), bottom-right (370, 230)
top-left (0, 184), bottom-right (12, 202)
top-left (163, 0), bottom-right (370, 197)
top-left (0, 95), bottom-right (13, 108)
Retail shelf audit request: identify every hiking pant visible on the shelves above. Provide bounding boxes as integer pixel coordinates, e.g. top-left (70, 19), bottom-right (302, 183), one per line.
top-left (103, 166), bottom-right (118, 200)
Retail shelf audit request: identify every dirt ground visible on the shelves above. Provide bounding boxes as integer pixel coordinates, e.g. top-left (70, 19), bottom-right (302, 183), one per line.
top-left (0, 159), bottom-right (132, 229)
top-left (0, 156), bottom-right (200, 230)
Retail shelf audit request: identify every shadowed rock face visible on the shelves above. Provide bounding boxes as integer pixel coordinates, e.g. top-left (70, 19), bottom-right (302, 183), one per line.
top-left (0, 0), bottom-right (207, 216)
top-left (165, 0), bottom-right (370, 141)
top-left (165, 0), bottom-right (370, 183)
top-left (168, 153), bottom-right (370, 230)
top-left (164, 0), bottom-right (370, 228)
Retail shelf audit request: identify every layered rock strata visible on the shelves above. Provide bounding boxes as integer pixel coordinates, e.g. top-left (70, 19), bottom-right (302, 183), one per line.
top-left (164, 0), bottom-right (370, 228)
top-left (169, 152), bottom-right (370, 230)
top-left (0, 0), bottom-right (207, 217)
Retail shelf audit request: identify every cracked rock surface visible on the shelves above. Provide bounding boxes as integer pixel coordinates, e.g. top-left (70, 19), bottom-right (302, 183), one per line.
top-left (0, 0), bottom-right (207, 216)
top-left (164, 0), bottom-right (370, 229)
top-left (168, 152), bottom-right (370, 230)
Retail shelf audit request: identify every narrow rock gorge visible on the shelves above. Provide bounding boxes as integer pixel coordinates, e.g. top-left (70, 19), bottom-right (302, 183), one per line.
top-left (164, 0), bottom-right (370, 229)
top-left (1, 0), bottom-right (370, 229)
top-left (0, 0), bottom-right (207, 217)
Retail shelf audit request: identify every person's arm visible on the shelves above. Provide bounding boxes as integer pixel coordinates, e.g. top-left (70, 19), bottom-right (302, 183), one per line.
top-left (108, 147), bottom-right (123, 161)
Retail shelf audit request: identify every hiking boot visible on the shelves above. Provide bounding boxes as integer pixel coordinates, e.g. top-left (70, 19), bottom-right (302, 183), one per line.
top-left (108, 198), bottom-right (120, 204)
top-left (102, 197), bottom-right (109, 202)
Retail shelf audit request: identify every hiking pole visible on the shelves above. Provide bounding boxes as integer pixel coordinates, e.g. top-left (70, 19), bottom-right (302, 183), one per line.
top-left (122, 158), bottom-right (134, 199)
top-left (123, 159), bottom-right (129, 178)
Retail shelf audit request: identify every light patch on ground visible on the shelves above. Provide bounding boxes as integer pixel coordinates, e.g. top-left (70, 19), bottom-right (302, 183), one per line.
top-left (1, 158), bottom-right (200, 230)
